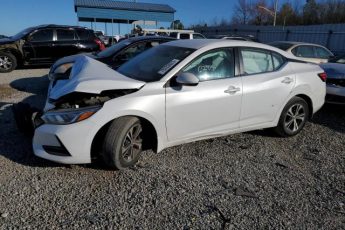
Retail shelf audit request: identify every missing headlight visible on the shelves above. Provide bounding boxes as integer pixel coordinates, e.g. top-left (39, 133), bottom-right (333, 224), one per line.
top-left (48, 89), bottom-right (139, 110)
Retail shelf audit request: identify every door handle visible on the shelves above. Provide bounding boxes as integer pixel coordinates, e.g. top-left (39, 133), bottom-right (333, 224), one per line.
top-left (224, 86), bottom-right (241, 94)
top-left (282, 77), bottom-right (293, 84)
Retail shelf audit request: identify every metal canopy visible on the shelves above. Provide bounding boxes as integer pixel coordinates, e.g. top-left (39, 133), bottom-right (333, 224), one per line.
top-left (74, 0), bottom-right (175, 23)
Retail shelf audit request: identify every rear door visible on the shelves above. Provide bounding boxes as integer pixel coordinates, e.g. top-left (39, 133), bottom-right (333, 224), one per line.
top-left (23, 29), bottom-right (54, 62)
top-left (239, 48), bottom-right (295, 127)
top-left (166, 48), bottom-right (242, 141)
top-left (54, 28), bottom-right (79, 59)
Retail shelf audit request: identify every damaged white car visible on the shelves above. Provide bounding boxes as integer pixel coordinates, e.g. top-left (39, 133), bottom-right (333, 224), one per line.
top-left (15, 40), bottom-right (326, 170)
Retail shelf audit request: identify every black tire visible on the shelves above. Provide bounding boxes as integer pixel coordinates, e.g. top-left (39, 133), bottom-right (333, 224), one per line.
top-left (101, 117), bottom-right (143, 170)
top-left (0, 52), bottom-right (17, 73)
top-left (274, 97), bottom-right (309, 137)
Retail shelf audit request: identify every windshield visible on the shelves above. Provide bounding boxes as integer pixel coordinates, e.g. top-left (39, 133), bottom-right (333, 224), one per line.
top-left (269, 42), bottom-right (294, 51)
top-left (96, 40), bottom-right (131, 58)
top-left (117, 45), bottom-right (195, 82)
top-left (11, 27), bottom-right (34, 40)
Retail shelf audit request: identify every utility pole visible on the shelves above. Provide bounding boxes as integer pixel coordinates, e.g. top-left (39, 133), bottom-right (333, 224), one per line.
top-left (273, 0), bottom-right (278, 27)
top-left (258, 0), bottom-right (279, 26)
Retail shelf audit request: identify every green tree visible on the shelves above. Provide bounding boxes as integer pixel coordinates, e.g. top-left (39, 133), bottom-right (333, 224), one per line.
top-left (170, 20), bottom-right (184, 30)
top-left (303, 0), bottom-right (320, 25)
top-left (277, 2), bottom-right (301, 26)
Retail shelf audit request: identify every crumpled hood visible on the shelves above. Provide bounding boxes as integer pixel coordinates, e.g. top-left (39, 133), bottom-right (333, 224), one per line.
top-left (49, 56), bottom-right (145, 100)
top-left (320, 63), bottom-right (345, 79)
top-left (50, 53), bottom-right (96, 73)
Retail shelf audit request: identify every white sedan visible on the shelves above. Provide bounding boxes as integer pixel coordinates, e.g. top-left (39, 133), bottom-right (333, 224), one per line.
top-left (33, 40), bottom-right (326, 169)
top-left (269, 41), bottom-right (334, 64)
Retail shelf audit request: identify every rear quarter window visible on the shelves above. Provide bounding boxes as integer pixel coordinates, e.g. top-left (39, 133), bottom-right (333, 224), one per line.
top-left (272, 52), bottom-right (286, 70)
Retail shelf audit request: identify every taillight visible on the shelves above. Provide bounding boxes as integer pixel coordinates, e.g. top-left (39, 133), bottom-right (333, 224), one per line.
top-left (94, 38), bottom-right (105, 51)
top-left (318, 72), bottom-right (327, 82)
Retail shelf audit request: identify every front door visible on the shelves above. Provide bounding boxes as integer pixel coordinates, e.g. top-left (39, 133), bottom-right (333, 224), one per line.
top-left (23, 29), bottom-right (54, 63)
top-left (166, 48), bottom-right (242, 141)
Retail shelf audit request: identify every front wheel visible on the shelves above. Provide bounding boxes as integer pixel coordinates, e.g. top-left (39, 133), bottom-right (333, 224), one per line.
top-left (0, 52), bottom-right (17, 73)
top-left (102, 117), bottom-right (143, 170)
top-left (274, 97), bottom-right (310, 137)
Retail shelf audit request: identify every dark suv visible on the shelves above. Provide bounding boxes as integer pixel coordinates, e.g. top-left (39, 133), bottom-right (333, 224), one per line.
top-left (0, 24), bottom-right (105, 73)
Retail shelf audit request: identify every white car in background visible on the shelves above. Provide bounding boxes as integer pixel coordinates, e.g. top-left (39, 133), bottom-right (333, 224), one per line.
top-left (269, 41), bottom-right (334, 64)
top-left (32, 40), bottom-right (326, 170)
top-left (169, 32), bottom-right (206, 39)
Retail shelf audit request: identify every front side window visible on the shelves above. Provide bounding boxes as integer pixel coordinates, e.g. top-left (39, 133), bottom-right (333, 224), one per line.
top-left (292, 46), bottom-right (315, 58)
top-left (30, 29), bottom-right (53, 42)
top-left (241, 49), bottom-right (273, 75)
top-left (182, 49), bottom-right (234, 81)
top-left (117, 45), bottom-right (195, 82)
top-left (57, 29), bottom-right (76, 41)
top-left (314, 46), bottom-right (332, 59)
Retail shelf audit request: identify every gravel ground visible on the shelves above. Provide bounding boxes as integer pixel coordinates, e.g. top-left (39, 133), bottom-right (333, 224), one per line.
top-left (0, 69), bottom-right (344, 229)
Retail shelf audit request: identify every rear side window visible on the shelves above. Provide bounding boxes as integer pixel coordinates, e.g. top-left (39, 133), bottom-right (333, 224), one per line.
top-left (57, 29), bottom-right (76, 41)
top-left (30, 29), bottom-right (53, 42)
top-left (76, 29), bottom-right (91, 40)
top-left (180, 34), bottom-right (190, 39)
top-left (292, 46), bottom-right (314, 58)
top-left (241, 49), bottom-right (273, 75)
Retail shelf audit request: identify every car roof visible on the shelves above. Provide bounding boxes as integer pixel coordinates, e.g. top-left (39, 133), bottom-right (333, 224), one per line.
top-left (270, 41), bottom-right (324, 46)
top-left (34, 24), bottom-right (90, 30)
top-left (125, 36), bottom-right (176, 42)
top-left (164, 39), bottom-right (260, 49)
top-left (163, 39), bottom-right (297, 58)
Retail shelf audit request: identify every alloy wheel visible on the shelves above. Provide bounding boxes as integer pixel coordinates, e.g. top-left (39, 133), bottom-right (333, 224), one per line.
top-left (284, 103), bottom-right (306, 132)
top-left (121, 124), bottom-right (143, 162)
top-left (0, 56), bottom-right (13, 71)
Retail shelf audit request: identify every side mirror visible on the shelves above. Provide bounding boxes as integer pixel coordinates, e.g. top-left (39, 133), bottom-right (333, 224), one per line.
top-left (176, 72), bottom-right (199, 86)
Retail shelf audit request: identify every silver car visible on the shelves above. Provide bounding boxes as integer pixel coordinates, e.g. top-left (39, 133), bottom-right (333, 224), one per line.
top-left (32, 40), bottom-right (326, 170)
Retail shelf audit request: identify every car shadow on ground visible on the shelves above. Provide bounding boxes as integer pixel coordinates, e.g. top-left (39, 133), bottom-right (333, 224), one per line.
top-left (1, 75), bottom-right (115, 170)
top-left (0, 75), bottom-right (66, 168)
top-left (250, 103), bottom-right (345, 137)
top-left (311, 103), bottom-right (345, 134)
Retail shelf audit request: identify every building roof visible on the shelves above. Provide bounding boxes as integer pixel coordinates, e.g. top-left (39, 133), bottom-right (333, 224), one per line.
top-left (74, 0), bottom-right (176, 13)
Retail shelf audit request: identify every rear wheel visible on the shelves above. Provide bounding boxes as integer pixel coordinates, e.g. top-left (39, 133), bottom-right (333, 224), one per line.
top-left (102, 117), bottom-right (143, 170)
top-left (274, 97), bottom-right (309, 137)
top-left (0, 52), bottom-right (17, 73)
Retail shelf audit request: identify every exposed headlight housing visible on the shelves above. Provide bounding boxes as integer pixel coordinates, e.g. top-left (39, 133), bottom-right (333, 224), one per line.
top-left (49, 63), bottom-right (73, 81)
top-left (41, 106), bottom-right (100, 125)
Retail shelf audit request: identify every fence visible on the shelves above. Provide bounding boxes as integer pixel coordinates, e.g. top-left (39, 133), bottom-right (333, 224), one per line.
top-left (195, 24), bottom-right (345, 55)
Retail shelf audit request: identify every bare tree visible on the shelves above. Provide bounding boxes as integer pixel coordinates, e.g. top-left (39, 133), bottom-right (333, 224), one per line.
top-left (231, 0), bottom-right (252, 24)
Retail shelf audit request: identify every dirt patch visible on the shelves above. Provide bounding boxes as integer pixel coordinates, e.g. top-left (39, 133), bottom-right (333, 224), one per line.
top-left (0, 84), bottom-right (19, 99)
